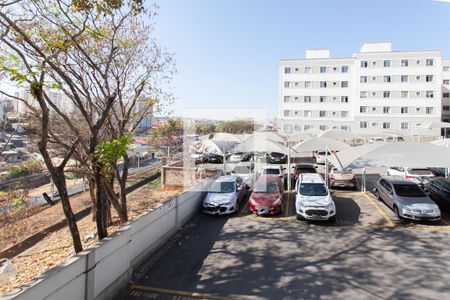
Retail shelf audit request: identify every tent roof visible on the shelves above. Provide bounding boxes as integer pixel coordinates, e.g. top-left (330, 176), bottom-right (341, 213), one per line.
top-left (234, 136), bottom-right (289, 154)
top-left (330, 142), bottom-right (450, 169)
top-left (302, 128), bottom-right (323, 137)
top-left (292, 137), bottom-right (350, 153)
top-left (317, 129), bottom-right (362, 140)
top-left (201, 139), bottom-right (236, 155)
top-left (246, 131), bottom-right (286, 144)
top-left (211, 132), bottom-right (244, 143)
top-left (287, 132), bottom-right (313, 142)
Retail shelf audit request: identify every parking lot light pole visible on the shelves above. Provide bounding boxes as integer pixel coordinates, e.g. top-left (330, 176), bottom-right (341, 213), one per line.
top-left (287, 146), bottom-right (291, 192)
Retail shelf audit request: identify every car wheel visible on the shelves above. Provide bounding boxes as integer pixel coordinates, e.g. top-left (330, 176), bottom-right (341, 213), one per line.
top-left (328, 216), bottom-right (336, 223)
top-left (296, 214), bottom-right (305, 221)
top-left (393, 205), bottom-right (402, 219)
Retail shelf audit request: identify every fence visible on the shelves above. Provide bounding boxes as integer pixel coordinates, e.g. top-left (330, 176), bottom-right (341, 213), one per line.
top-left (2, 178), bottom-right (214, 300)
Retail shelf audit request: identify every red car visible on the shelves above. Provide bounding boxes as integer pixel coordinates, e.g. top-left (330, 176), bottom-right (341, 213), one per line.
top-left (249, 176), bottom-right (284, 215)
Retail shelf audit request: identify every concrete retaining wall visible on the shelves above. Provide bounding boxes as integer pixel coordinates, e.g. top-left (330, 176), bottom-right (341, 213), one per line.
top-left (2, 178), bottom-right (213, 300)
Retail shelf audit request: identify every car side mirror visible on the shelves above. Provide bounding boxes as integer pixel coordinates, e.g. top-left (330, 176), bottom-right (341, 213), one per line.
top-left (315, 165), bottom-right (318, 168)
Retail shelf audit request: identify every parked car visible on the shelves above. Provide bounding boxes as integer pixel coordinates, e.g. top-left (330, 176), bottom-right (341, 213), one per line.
top-left (248, 176), bottom-right (284, 215)
top-left (205, 153), bottom-right (223, 164)
top-left (241, 152), bottom-right (254, 162)
top-left (203, 175), bottom-right (246, 215)
top-left (429, 167), bottom-right (447, 178)
top-left (314, 151), bottom-right (331, 164)
top-left (329, 167), bottom-right (357, 189)
top-left (375, 176), bottom-right (440, 221)
top-left (191, 152), bottom-right (206, 164)
top-left (231, 164), bottom-right (254, 188)
top-left (295, 173), bottom-right (336, 222)
top-left (229, 152), bottom-right (245, 163)
top-left (369, 137), bottom-right (384, 143)
top-left (386, 167), bottom-right (434, 188)
top-left (425, 177), bottom-right (450, 206)
top-left (268, 152), bottom-right (287, 164)
top-left (261, 165), bottom-right (285, 184)
top-left (293, 163), bottom-right (317, 180)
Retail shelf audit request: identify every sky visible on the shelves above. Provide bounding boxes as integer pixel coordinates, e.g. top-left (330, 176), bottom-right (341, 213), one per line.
top-left (152, 0), bottom-right (450, 119)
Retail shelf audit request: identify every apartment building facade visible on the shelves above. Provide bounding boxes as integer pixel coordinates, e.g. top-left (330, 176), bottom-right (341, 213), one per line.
top-left (279, 42), bottom-right (445, 137)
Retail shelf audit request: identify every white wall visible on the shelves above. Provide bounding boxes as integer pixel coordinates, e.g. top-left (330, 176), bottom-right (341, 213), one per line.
top-left (2, 178), bottom-right (214, 300)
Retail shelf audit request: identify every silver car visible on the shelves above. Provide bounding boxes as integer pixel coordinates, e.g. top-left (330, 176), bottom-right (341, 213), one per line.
top-left (375, 176), bottom-right (440, 221)
top-left (203, 175), bottom-right (246, 215)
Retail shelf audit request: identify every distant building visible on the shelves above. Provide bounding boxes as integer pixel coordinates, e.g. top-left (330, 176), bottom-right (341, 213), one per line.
top-left (279, 42), bottom-right (448, 137)
top-left (134, 97), bottom-right (153, 132)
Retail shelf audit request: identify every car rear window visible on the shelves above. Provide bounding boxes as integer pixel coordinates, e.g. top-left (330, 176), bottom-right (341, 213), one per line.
top-left (299, 183), bottom-right (328, 196)
top-left (296, 167), bottom-right (316, 173)
top-left (408, 168), bottom-right (433, 176)
top-left (393, 184), bottom-right (426, 197)
top-left (263, 169), bottom-right (280, 175)
top-left (233, 166), bottom-right (250, 173)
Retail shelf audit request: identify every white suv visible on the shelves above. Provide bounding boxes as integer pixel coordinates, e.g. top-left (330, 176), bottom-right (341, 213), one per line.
top-left (295, 173), bottom-right (336, 222)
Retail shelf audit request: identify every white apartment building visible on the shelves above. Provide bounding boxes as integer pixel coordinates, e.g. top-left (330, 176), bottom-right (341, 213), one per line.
top-left (279, 42), bottom-right (445, 137)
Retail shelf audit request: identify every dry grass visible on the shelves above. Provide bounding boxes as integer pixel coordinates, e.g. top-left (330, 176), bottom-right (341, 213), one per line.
top-left (1, 180), bottom-right (183, 296)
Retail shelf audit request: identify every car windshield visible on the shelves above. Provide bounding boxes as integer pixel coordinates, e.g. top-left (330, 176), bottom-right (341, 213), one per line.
top-left (299, 183), bottom-right (328, 196)
top-left (270, 152), bottom-right (284, 157)
top-left (263, 169), bottom-right (280, 175)
top-left (209, 181), bottom-right (235, 193)
top-left (233, 166), bottom-right (250, 174)
top-left (408, 168), bottom-right (433, 176)
top-left (393, 184), bottom-right (426, 197)
top-left (253, 181), bottom-right (278, 193)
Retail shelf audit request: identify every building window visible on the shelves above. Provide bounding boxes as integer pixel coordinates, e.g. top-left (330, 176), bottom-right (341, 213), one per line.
top-left (320, 96), bottom-right (325, 103)
top-left (341, 66), bottom-right (348, 73)
top-left (320, 66), bottom-right (326, 73)
top-left (284, 110), bottom-right (290, 117)
top-left (426, 91), bottom-right (434, 98)
top-left (341, 81), bottom-right (349, 88)
top-left (443, 106), bottom-right (450, 111)
top-left (383, 91), bottom-right (391, 98)
top-left (320, 81), bottom-right (327, 88)
top-left (360, 121), bottom-right (368, 128)
top-left (416, 76), bottom-right (421, 81)
top-left (416, 91), bottom-right (421, 97)
top-left (305, 81), bottom-right (312, 88)
top-left (332, 111), bottom-right (337, 117)
top-left (341, 111), bottom-right (348, 118)
top-left (304, 96), bottom-right (311, 102)
top-left (383, 122), bottom-right (391, 129)
top-left (341, 96), bottom-right (349, 103)
top-left (319, 125), bottom-right (327, 131)
top-left (305, 67), bottom-right (312, 74)
top-left (401, 60), bottom-right (409, 67)
top-left (319, 110), bottom-right (326, 117)
top-left (284, 67), bottom-right (291, 74)
top-left (341, 126), bottom-right (349, 130)
top-left (284, 96), bottom-right (290, 102)
top-left (426, 107), bottom-right (434, 114)
top-left (416, 60), bottom-right (421, 65)
top-left (304, 110), bottom-right (312, 117)
top-left (360, 106), bottom-right (367, 113)
top-left (401, 75), bottom-right (408, 82)
top-left (401, 122), bottom-right (409, 130)
top-left (444, 66), bottom-right (450, 72)
top-left (284, 82), bottom-right (290, 88)
top-left (444, 93), bottom-right (450, 98)
top-left (361, 61), bottom-right (368, 68)
top-left (384, 76), bottom-right (391, 83)
top-left (401, 91), bottom-right (408, 98)
top-left (384, 60), bottom-right (391, 67)
top-left (443, 80), bottom-right (449, 85)
top-left (372, 122), bottom-right (378, 127)
top-left (372, 61), bottom-right (377, 66)
top-left (426, 59), bottom-right (434, 66)
top-left (426, 75), bottom-right (433, 82)
top-left (383, 107), bottom-right (391, 114)
top-left (401, 107), bottom-right (408, 114)
top-left (360, 76), bottom-right (367, 83)
top-left (416, 107), bottom-right (421, 112)
top-left (360, 91), bottom-right (368, 98)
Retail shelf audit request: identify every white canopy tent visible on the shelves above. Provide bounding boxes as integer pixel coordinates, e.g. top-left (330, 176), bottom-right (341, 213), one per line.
top-left (292, 137), bottom-right (350, 153)
top-left (210, 132), bottom-right (245, 143)
top-left (430, 138), bottom-right (450, 147)
top-left (328, 142), bottom-right (450, 191)
top-left (245, 131), bottom-right (286, 145)
top-left (287, 132), bottom-right (313, 143)
top-left (234, 136), bottom-right (289, 154)
top-left (302, 128), bottom-right (323, 137)
top-left (317, 129), bottom-right (362, 141)
top-left (201, 140), bottom-right (236, 155)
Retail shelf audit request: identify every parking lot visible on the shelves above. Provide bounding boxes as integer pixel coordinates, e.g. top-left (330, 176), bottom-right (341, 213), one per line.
top-left (117, 170), bottom-right (450, 300)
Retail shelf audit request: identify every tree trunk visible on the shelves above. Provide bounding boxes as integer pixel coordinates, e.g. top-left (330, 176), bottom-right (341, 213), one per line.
top-left (54, 170), bottom-right (83, 253)
top-left (93, 161), bottom-right (108, 239)
top-left (118, 155), bottom-right (129, 222)
top-left (88, 176), bottom-right (96, 221)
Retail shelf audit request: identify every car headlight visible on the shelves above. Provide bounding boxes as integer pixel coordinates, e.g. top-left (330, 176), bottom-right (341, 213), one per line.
top-left (325, 202), bottom-right (335, 210)
top-left (403, 205), bottom-right (413, 213)
top-left (273, 197), bottom-right (281, 206)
